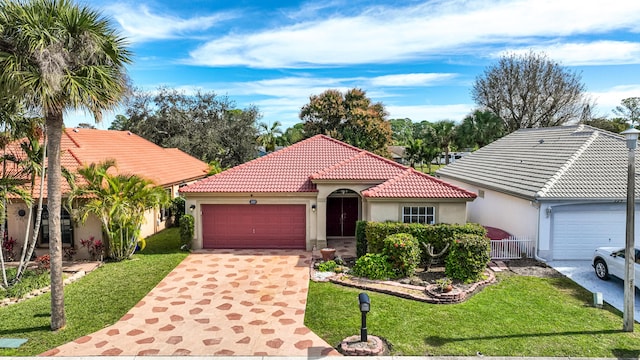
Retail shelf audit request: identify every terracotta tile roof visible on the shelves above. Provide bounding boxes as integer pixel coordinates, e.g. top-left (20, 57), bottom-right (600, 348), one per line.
top-left (362, 168), bottom-right (477, 198)
top-left (8, 128), bottom-right (208, 199)
top-left (181, 135), bottom-right (476, 200)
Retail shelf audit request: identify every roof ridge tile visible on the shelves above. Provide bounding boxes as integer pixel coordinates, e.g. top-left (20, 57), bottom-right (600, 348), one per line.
top-left (310, 151), bottom-right (366, 179)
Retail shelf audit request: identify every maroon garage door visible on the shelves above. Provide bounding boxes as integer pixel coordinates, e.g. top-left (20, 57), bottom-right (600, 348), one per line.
top-left (202, 204), bottom-right (306, 249)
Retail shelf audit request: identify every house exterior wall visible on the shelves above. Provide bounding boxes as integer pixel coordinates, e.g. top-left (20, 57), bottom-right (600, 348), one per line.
top-left (440, 178), bottom-right (539, 240)
top-left (366, 200), bottom-right (467, 224)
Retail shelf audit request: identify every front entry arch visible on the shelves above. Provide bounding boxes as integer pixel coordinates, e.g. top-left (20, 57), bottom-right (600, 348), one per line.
top-left (326, 189), bottom-right (360, 237)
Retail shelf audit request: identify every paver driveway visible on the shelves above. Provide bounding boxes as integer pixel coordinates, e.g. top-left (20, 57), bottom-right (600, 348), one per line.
top-left (43, 249), bottom-right (339, 356)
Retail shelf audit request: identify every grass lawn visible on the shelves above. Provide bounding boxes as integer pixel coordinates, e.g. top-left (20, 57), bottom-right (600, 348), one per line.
top-left (305, 272), bottom-right (640, 357)
top-left (0, 227), bottom-right (187, 356)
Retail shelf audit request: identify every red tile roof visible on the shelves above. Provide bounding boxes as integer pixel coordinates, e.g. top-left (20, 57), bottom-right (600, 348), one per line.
top-left (181, 135), bottom-right (475, 199)
top-left (8, 128), bottom-right (208, 199)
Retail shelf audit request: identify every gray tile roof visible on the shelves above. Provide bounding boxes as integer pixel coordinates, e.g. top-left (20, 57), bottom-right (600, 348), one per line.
top-left (436, 125), bottom-right (638, 200)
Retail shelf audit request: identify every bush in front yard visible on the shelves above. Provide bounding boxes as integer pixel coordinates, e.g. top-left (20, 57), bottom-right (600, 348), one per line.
top-left (179, 214), bottom-right (194, 250)
top-left (356, 220), bottom-right (368, 258)
top-left (351, 253), bottom-right (396, 280)
top-left (445, 233), bottom-right (491, 282)
top-left (382, 233), bottom-right (420, 278)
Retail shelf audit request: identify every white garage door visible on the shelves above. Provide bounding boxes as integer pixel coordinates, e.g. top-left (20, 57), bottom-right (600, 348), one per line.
top-left (552, 210), bottom-right (627, 260)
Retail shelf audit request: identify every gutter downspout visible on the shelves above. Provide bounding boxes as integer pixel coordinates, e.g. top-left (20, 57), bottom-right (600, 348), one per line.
top-left (534, 200), bottom-right (548, 263)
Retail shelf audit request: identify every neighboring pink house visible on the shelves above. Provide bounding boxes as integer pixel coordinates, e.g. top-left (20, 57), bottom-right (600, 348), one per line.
top-left (181, 135), bottom-right (476, 251)
top-left (6, 128), bottom-right (208, 259)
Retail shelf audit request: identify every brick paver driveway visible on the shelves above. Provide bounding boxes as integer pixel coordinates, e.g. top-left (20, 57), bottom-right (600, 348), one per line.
top-left (43, 249), bottom-right (339, 356)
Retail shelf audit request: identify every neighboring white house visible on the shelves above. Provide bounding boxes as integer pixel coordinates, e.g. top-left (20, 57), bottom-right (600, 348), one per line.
top-left (437, 125), bottom-right (639, 261)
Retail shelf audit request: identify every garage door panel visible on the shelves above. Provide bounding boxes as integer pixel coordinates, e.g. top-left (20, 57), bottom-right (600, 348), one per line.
top-left (202, 204), bottom-right (306, 249)
top-left (552, 210), bottom-right (627, 260)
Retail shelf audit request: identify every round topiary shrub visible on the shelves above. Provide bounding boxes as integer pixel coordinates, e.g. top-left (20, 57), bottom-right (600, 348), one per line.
top-left (445, 233), bottom-right (491, 282)
top-left (351, 253), bottom-right (396, 280)
top-left (382, 233), bottom-right (420, 278)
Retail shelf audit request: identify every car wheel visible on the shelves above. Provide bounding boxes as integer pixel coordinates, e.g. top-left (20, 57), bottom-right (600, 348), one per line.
top-left (594, 259), bottom-right (609, 280)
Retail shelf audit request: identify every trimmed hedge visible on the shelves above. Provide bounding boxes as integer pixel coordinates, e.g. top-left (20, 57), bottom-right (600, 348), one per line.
top-left (445, 233), bottom-right (491, 282)
top-left (364, 221), bottom-right (486, 258)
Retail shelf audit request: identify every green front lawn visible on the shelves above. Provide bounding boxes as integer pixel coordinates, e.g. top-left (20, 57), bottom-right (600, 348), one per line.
top-left (0, 228), bottom-right (187, 356)
top-left (305, 273), bottom-right (640, 357)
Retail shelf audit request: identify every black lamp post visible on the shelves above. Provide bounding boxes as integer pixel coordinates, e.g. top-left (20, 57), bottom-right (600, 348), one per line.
top-left (358, 292), bottom-right (370, 342)
top-left (621, 125), bottom-right (640, 332)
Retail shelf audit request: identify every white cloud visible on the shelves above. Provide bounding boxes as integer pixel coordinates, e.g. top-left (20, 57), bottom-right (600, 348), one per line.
top-left (368, 73), bottom-right (456, 87)
top-left (588, 84), bottom-right (640, 117)
top-left (495, 41), bottom-right (640, 66)
top-left (187, 0), bottom-right (640, 68)
top-left (104, 4), bottom-right (236, 43)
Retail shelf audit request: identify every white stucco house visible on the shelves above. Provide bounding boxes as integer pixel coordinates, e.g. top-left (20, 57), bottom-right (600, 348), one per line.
top-left (437, 124), bottom-right (639, 261)
top-left (180, 135), bottom-right (476, 251)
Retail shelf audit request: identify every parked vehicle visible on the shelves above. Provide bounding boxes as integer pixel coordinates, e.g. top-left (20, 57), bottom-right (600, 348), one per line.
top-left (592, 247), bottom-right (640, 289)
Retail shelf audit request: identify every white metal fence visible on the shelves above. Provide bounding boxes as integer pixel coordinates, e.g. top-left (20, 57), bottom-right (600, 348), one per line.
top-left (490, 237), bottom-right (534, 260)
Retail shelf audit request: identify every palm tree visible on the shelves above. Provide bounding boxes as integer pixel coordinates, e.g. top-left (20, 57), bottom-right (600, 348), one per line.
top-left (66, 160), bottom-right (169, 261)
top-left (0, 0), bottom-right (131, 330)
top-left (428, 120), bottom-right (457, 165)
top-left (456, 110), bottom-right (504, 150)
top-left (404, 138), bottom-right (423, 168)
top-left (257, 121), bottom-right (283, 152)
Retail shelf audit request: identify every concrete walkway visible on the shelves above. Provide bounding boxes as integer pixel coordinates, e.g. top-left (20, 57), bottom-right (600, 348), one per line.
top-left (42, 250), bottom-right (339, 356)
top-left (548, 260), bottom-right (640, 322)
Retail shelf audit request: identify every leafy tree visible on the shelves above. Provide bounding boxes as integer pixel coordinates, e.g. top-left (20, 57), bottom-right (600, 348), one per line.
top-left (277, 123), bottom-right (305, 146)
top-left (108, 114), bottom-right (132, 130)
top-left (300, 88), bottom-right (392, 156)
top-left (66, 160), bottom-right (169, 261)
top-left (0, 0), bottom-right (131, 330)
top-left (389, 118), bottom-right (414, 145)
top-left (123, 87), bottom-right (259, 168)
top-left (427, 120), bottom-right (457, 165)
top-left (456, 110), bottom-right (505, 149)
top-left (404, 138), bottom-right (423, 168)
top-left (582, 117), bottom-right (628, 134)
top-left (257, 121), bottom-right (282, 152)
top-left (472, 51), bottom-right (592, 133)
top-left (613, 97), bottom-right (640, 126)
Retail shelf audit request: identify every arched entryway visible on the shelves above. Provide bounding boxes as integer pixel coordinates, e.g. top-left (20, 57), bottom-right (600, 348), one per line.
top-left (326, 189), bottom-right (360, 237)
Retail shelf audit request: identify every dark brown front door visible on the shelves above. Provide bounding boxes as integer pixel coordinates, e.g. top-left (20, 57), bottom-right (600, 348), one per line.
top-left (326, 197), bottom-right (358, 237)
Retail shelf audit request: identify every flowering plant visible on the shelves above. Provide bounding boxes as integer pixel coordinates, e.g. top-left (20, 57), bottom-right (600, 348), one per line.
top-left (80, 236), bottom-right (104, 261)
top-left (2, 236), bottom-right (17, 262)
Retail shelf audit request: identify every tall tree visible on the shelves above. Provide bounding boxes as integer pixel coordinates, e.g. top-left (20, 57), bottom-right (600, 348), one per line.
top-left (426, 120), bottom-right (457, 165)
top-left (389, 118), bottom-right (414, 145)
top-left (124, 88), bottom-right (259, 167)
top-left (456, 110), bottom-right (505, 149)
top-left (257, 121), bottom-right (282, 152)
top-left (0, 0), bottom-right (131, 330)
top-left (300, 88), bottom-right (392, 156)
top-left (472, 51), bottom-right (592, 133)
top-left (613, 97), bottom-right (640, 126)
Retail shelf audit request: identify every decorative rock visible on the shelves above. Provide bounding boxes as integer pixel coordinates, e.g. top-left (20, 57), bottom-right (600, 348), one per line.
top-left (339, 335), bottom-right (388, 356)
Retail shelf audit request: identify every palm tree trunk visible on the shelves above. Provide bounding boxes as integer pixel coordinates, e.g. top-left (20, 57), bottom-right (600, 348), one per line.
top-left (46, 111), bottom-right (66, 331)
top-left (1, 122), bottom-right (8, 289)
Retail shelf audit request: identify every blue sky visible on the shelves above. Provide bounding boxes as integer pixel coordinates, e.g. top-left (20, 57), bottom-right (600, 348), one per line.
top-left (68, 0), bottom-right (640, 130)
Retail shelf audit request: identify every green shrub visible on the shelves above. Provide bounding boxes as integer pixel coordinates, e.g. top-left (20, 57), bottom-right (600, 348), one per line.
top-left (351, 253), bottom-right (396, 280)
top-left (364, 221), bottom-right (487, 263)
top-left (355, 221), bottom-right (368, 258)
top-left (382, 233), bottom-right (420, 278)
top-left (179, 214), bottom-right (194, 250)
top-left (318, 260), bottom-right (338, 272)
top-left (0, 268), bottom-right (50, 299)
top-left (445, 233), bottom-right (491, 282)
top-left (170, 197), bottom-right (186, 227)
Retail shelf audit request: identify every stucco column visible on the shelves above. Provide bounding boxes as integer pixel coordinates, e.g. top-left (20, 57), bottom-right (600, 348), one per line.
top-left (316, 198), bottom-right (327, 249)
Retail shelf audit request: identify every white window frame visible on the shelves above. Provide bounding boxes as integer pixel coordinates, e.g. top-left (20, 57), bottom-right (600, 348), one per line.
top-left (402, 206), bottom-right (435, 224)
